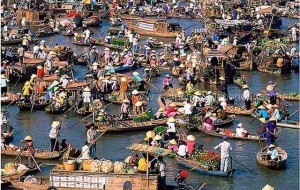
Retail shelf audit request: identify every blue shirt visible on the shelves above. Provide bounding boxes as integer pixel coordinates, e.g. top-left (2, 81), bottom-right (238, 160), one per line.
top-left (273, 109), bottom-right (281, 120)
top-left (266, 122), bottom-right (276, 133)
top-left (259, 110), bottom-right (269, 119)
top-left (133, 75), bottom-right (143, 82)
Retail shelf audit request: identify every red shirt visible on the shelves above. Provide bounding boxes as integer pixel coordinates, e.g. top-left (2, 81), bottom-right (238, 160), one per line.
top-left (166, 106), bottom-right (175, 115)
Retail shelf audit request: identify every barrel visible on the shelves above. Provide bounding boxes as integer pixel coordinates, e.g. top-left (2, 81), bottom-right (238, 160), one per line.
top-left (276, 58), bottom-right (284, 67)
top-left (37, 66), bottom-right (44, 77)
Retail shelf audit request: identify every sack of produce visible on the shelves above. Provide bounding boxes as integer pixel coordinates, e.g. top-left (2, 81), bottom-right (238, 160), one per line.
top-left (113, 161), bottom-right (126, 173)
top-left (82, 159), bottom-right (94, 171)
top-left (100, 160), bottom-right (114, 173)
top-left (90, 160), bottom-right (102, 172)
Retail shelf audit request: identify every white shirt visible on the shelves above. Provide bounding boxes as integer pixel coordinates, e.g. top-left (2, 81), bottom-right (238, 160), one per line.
top-left (243, 89), bottom-right (250, 100)
top-left (45, 60), bottom-right (52, 71)
top-left (81, 145), bottom-right (90, 159)
top-left (236, 127), bottom-right (247, 137)
top-left (220, 101), bottom-right (227, 110)
top-left (291, 27), bottom-right (296, 35)
top-left (84, 29), bottom-right (90, 38)
top-left (49, 127), bottom-right (59, 139)
top-left (184, 103), bottom-right (192, 115)
top-left (128, 33), bottom-right (134, 43)
top-left (33, 45), bottom-right (39, 54)
top-left (60, 78), bottom-right (69, 88)
top-left (82, 91), bottom-right (91, 103)
top-left (177, 145), bottom-right (188, 157)
top-left (214, 141), bottom-right (232, 158)
top-left (166, 123), bottom-right (176, 133)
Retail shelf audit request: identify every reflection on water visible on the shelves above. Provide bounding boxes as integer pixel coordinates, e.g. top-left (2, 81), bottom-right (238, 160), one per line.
top-left (2, 18), bottom-right (299, 190)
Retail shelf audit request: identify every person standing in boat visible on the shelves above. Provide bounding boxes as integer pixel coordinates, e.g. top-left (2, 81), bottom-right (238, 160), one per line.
top-left (214, 136), bottom-right (232, 172)
top-left (22, 136), bottom-right (36, 169)
top-left (1, 74), bottom-right (9, 96)
top-left (17, 45), bottom-right (24, 65)
top-left (120, 99), bottom-right (130, 120)
top-left (266, 82), bottom-right (277, 105)
top-left (22, 81), bottom-right (34, 103)
top-left (82, 87), bottom-right (91, 112)
top-left (242, 85), bottom-right (251, 110)
top-left (49, 121), bottom-right (61, 152)
top-left (266, 116), bottom-right (277, 146)
top-left (104, 48), bottom-right (111, 64)
top-left (87, 124), bottom-right (99, 158)
top-left (81, 141), bottom-right (91, 160)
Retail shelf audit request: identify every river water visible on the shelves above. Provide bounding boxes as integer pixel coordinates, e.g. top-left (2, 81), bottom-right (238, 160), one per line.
top-left (2, 17), bottom-right (299, 190)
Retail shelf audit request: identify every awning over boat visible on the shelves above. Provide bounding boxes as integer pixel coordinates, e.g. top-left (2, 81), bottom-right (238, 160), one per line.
top-left (214, 19), bottom-right (252, 26)
top-left (127, 143), bottom-right (172, 156)
top-left (137, 22), bottom-right (154, 31)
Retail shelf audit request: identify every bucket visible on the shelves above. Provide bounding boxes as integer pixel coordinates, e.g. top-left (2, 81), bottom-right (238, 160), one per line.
top-left (276, 58), bottom-right (284, 67)
top-left (82, 159), bottom-right (93, 171)
top-left (37, 66), bottom-right (44, 77)
top-left (63, 160), bottom-right (76, 171)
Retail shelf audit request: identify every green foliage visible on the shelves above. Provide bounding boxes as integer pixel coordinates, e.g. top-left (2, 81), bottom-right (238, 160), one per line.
top-left (133, 110), bottom-right (154, 123)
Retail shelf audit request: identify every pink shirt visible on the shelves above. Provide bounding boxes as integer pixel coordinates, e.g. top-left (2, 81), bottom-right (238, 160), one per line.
top-left (168, 145), bottom-right (178, 152)
top-left (162, 78), bottom-right (171, 85)
top-left (184, 140), bottom-right (195, 154)
top-left (104, 51), bottom-right (111, 59)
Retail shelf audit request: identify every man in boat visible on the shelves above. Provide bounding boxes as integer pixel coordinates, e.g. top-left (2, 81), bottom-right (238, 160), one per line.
top-left (132, 71), bottom-right (145, 91)
top-left (87, 124), bottom-right (99, 158)
top-left (242, 85), bottom-right (251, 110)
top-left (17, 45), bottom-right (24, 65)
top-left (218, 77), bottom-right (228, 97)
top-left (1, 74), bottom-right (9, 96)
top-left (266, 144), bottom-right (279, 160)
top-left (217, 106), bottom-right (227, 120)
top-left (166, 117), bottom-right (177, 141)
top-left (22, 81), bottom-right (34, 103)
top-left (204, 91), bottom-right (215, 107)
top-left (266, 116), bottom-right (277, 146)
top-left (157, 156), bottom-right (167, 190)
top-left (235, 123), bottom-right (248, 138)
top-left (214, 136), bottom-right (232, 172)
top-left (82, 87), bottom-right (91, 112)
top-left (291, 26), bottom-right (297, 42)
top-left (270, 105), bottom-right (281, 121)
top-left (22, 136), bottom-right (36, 169)
top-left (49, 121), bottom-right (61, 152)
top-left (266, 82), bottom-right (277, 105)
top-left (81, 141), bottom-right (91, 160)
top-left (44, 58), bottom-right (53, 75)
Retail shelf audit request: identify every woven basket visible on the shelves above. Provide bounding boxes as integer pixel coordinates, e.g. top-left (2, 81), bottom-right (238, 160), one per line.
top-left (63, 160), bottom-right (76, 171)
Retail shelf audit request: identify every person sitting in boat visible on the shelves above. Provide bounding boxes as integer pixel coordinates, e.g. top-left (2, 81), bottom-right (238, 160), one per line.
top-left (120, 99), bottom-right (130, 120)
top-left (254, 94), bottom-right (263, 108)
top-left (172, 57), bottom-right (180, 67)
top-left (236, 123), bottom-right (248, 138)
top-left (96, 109), bottom-right (106, 122)
top-left (177, 141), bottom-right (188, 158)
top-left (218, 97), bottom-right (227, 110)
top-left (151, 135), bottom-right (164, 147)
top-left (165, 117), bottom-right (177, 141)
top-left (266, 144), bottom-right (279, 161)
top-left (154, 107), bottom-right (166, 119)
top-left (21, 136), bottom-right (36, 169)
top-left (182, 135), bottom-right (196, 156)
top-left (162, 75), bottom-right (173, 92)
top-left (58, 91), bottom-right (67, 105)
top-left (203, 112), bottom-right (214, 131)
top-left (258, 105), bottom-right (269, 119)
top-left (166, 103), bottom-right (177, 117)
top-left (51, 97), bottom-right (61, 108)
top-left (168, 139), bottom-right (179, 153)
top-left (125, 153), bottom-right (139, 166)
top-left (217, 106), bottom-right (227, 120)
top-left (132, 71), bottom-right (145, 91)
top-left (125, 55), bottom-right (133, 66)
top-left (271, 105), bottom-right (281, 121)
top-left (135, 101), bottom-right (145, 115)
top-left (204, 91), bottom-right (215, 107)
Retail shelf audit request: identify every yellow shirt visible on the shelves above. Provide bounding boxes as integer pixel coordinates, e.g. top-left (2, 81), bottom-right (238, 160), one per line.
top-left (22, 85), bottom-right (33, 95)
top-left (22, 39), bottom-right (28, 46)
top-left (138, 158), bottom-right (147, 171)
top-left (186, 83), bottom-right (193, 93)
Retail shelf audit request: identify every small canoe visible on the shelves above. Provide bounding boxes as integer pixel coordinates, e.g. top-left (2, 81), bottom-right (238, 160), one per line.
top-left (260, 89), bottom-right (300, 102)
top-left (1, 38), bottom-right (39, 45)
top-left (86, 118), bottom-right (168, 133)
top-left (214, 115), bottom-right (235, 128)
top-left (11, 177), bottom-right (50, 190)
top-left (176, 156), bottom-right (235, 177)
top-left (114, 63), bottom-right (138, 73)
top-left (226, 106), bottom-right (256, 115)
top-left (45, 104), bottom-right (69, 114)
top-left (256, 146), bottom-right (287, 170)
top-left (1, 147), bottom-right (67, 160)
top-left (233, 77), bottom-right (248, 88)
top-left (72, 40), bottom-right (94, 46)
top-left (251, 113), bottom-right (300, 129)
top-left (199, 77), bottom-right (219, 85)
top-left (197, 127), bottom-right (267, 141)
top-left (16, 101), bottom-right (49, 111)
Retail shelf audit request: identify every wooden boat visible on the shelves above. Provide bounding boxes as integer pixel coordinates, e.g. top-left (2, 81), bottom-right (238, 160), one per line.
top-left (256, 146), bottom-right (287, 170)
top-left (251, 113), bottom-right (300, 129)
top-left (16, 101), bottom-right (49, 111)
top-left (86, 15), bottom-right (102, 26)
top-left (45, 103), bottom-right (69, 114)
top-left (1, 147), bottom-right (67, 160)
top-left (214, 115), bottom-right (235, 128)
top-left (226, 106), bottom-right (256, 115)
top-left (2, 162), bottom-right (43, 182)
top-left (199, 77), bottom-right (219, 85)
top-left (1, 92), bottom-right (22, 105)
top-left (233, 76), bottom-right (248, 88)
top-left (11, 177), bottom-right (50, 190)
top-left (260, 89), bottom-right (300, 102)
top-left (86, 118), bottom-right (168, 133)
top-left (95, 38), bottom-right (127, 50)
top-left (114, 63), bottom-right (138, 73)
top-left (72, 40), bottom-right (94, 46)
top-left (176, 156), bottom-right (235, 177)
top-left (1, 38), bottom-right (39, 45)
top-left (197, 127), bottom-right (267, 141)
top-left (124, 19), bottom-right (182, 38)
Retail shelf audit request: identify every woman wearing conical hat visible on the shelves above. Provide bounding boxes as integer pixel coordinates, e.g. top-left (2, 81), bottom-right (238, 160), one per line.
top-left (118, 77), bottom-right (129, 102)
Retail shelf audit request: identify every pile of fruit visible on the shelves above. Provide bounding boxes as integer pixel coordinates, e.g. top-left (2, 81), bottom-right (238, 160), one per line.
top-left (2, 162), bottom-right (18, 175)
top-left (193, 150), bottom-right (221, 170)
top-left (133, 110), bottom-right (154, 123)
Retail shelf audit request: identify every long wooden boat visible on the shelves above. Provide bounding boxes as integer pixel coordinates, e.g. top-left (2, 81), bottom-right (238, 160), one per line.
top-left (11, 177), bottom-right (50, 190)
top-left (1, 93), bottom-right (21, 105)
top-left (251, 113), bottom-right (300, 129)
top-left (95, 39), bottom-right (126, 50)
top-left (176, 156), bottom-right (235, 177)
top-left (260, 89), bottom-right (300, 102)
top-left (86, 118), bottom-right (168, 133)
top-left (197, 127), bottom-right (267, 141)
top-left (16, 101), bottom-right (49, 111)
top-left (1, 147), bottom-right (67, 160)
top-left (72, 40), bottom-right (95, 46)
top-left (226, 106), bottom-right (256, 115)
top-left (214, 115), bottom-right (235, 128)
top-left (45, 103), bottom-right (69, 114)
top-left (2, 162), bottom-right (43, 182)
top-left (199, 77), bottom-right (219, 85)
top-left (233, 77), bottom-right (248, 88)
top-left (124, 19), bottom-right (181, 38)
top-left (256, 146), bottom-right (287, 170)
top-left (1, 38), bottom-right (39, 45)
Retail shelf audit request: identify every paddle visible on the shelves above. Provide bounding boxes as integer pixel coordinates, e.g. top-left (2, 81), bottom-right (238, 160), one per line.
top-left (13, 149), bottom-right (24, 163)
top-left (61, 104), bottom-right (76, 118)
top-left (144, 80), bottom-right (160, 91)
top-left (30, 154), bottom-right (42, 173)
top-left (268, 131), bottom-right (299, 148)
top-left (287, 108), bottom-right (299, 119)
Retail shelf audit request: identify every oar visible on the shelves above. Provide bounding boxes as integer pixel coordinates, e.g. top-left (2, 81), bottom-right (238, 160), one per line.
top-left (30, 154), bottom-right (42, 173)
top-left (61, 104), bottom-right (76, 117)
top-left (287, 108), bottom-right (299, 119)
top-left (13, 149), bottom-right (24, 163)
top-left (144, 80), bottom-right (160, 91)
top-left (268, 131), bottom-right (299, 148)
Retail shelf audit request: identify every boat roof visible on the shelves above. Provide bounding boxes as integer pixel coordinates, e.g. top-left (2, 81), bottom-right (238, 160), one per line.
top-left (127, 143), bottom-right (172, 156)
top-left (214, 19), bottom-right (252, 26)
